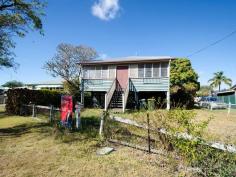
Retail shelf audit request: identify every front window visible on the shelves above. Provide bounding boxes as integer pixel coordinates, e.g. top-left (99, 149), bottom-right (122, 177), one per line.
top-left (102, 65), bottom-right (108, 79)
top-left (137, 62), bottom-right (169, 78)
top-left (161, 63), bottom-right (168, 77)
top-left (138, 64), bottom-right (144, 78)
top-left (153, 63), bottom-right (160, 77)
top-left (145, 64), bottom-right (152, 77)
top-left (89, 66), bottom-right (95, 78)
top-left (95, 66), bottom-right (101, 79)
top-left (83, 67), bottom-right (89, 78)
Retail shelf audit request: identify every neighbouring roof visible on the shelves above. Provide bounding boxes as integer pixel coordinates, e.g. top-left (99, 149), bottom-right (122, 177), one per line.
top-left (217, 89), bottom-right (236, 95)
top-left (25, 80), bottom-right (63, 86)
top-left (0, 86), bottom-right (9, 90)
top-left (232, 85), bottom-right (236, 90)
top-left (78, 56), bottom-right (176, 65)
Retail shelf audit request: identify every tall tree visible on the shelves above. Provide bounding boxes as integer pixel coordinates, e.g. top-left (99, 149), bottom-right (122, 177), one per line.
top-left (170, 58), bottom-right (200, 108)
top-left (2, 80), bottom-right (23, 88)
top-left (44, 43), bottom-right (98, 95)
top-left (0, 0), bottom-right (46, 69)
top-left (208, 71), bottom-right (232, 91)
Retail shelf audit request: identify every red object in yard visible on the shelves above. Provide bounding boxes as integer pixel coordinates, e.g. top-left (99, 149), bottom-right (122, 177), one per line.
top-left (61, 95), bottom-right (73, 122)
top-left (116, 65), bottom-right (129, 90)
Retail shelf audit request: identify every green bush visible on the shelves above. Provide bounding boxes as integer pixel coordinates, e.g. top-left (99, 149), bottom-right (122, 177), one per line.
top-left (6, 89), bottom-right (63, 115)
top-left (161, 109), bottom-right (236, 176)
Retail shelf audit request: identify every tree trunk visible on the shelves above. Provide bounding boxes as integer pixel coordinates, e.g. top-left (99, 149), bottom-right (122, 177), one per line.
top-left (219, 84), bottom-right (221, 92)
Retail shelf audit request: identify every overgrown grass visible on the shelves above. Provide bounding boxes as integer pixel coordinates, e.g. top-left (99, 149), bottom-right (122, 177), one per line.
top-left (1, 107), bottom-right (235, 176)
top-left (113, 108), bottom-right (236, 144)
top-left (0, 108), bottom-right (186, 177)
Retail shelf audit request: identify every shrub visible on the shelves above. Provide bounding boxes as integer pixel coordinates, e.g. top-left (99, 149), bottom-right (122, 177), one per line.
top-left (158, 109), bottom-right (236, 176)
top-left (6, 89), bottom-right (63, 115)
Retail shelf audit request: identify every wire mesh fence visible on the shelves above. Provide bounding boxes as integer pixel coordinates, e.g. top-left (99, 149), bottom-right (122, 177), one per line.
top-left (103, 114), bottom-right (169, 154)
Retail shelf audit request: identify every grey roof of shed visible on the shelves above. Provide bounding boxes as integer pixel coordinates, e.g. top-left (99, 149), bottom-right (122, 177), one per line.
top-left (78, 56), bottom-right (176, 65)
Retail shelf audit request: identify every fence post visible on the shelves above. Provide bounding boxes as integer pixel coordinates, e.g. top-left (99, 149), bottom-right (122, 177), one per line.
top-left (147, 113), bottom-right (151, 154)
top-left (228, 102), bottom-right (231, 117)
top-left (49, 105), bottom-right (54, 123)
top-left (99, 112), bottom-right (105, 137)
top-left (75, 103), bottom-right (81, 129)
top-left (32, 104), bottom-right (36, 118)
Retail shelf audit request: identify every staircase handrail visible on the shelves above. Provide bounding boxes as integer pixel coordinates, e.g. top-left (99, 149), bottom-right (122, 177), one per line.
top-left (123, 80), bottom-right (130, 112)
top-left (105, 79), bottom-right (116, 110)
top-left (129, 79), bottom-right (137, 92)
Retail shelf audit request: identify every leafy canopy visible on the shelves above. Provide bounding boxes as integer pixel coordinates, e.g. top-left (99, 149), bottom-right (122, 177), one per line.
top-left (170, 58), bottom-right (199, 93)
top-left (170, 58), bottom-right (199, 108)
top-left (0, 0), bottom-right (46, 69)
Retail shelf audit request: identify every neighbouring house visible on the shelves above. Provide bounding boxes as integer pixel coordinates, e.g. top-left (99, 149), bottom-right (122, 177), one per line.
top-left (25, 80), bottom-right (64, 91)
top-left (217, 85), bottom-right (236, 104)
top-left (79, 56), bottom-right (176, 112)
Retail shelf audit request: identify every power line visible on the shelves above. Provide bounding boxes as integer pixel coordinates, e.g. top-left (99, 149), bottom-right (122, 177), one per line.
top-left (187, 29), bottom-right (236, 58)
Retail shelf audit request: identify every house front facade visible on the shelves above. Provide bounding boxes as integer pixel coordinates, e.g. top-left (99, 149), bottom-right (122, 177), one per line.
top-left (79, 56), bottom-right (176, 112)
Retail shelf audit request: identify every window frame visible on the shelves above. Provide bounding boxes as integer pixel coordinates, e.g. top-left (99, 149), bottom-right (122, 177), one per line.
top-left (144, 63), bottom-right (153, 78)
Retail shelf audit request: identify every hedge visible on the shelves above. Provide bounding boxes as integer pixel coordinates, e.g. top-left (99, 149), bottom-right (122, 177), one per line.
top-left (6, 89), bottom-right (62, 115)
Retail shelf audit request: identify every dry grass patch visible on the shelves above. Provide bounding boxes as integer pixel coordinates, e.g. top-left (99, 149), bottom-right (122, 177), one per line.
top-left (195, 109), bottom-right (236, 144)
top-left (0, 110), bottom-right (187, 177)
top-left (115, 108), bottom-right (236, 144)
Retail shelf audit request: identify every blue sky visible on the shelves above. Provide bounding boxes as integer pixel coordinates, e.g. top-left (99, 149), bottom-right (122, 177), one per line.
top-left (1, 0), bottom-right (236, 88)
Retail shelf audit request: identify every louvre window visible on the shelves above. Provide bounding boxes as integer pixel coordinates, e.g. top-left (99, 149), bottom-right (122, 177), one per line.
top-left (83, 67), bottom-right (89, 78)
top-left (161, 63), bottom-right (168, 77)
top-left (102, 65), bottom-right (108, 79)
top-left (90, 66), bottom-right (95, 78)
top-left (95, 66), bottom-right (102, 79)
top-left (153, 63), bottom-right (160, 77)
top-left (138, 64), bottom-right (144, 78)
top-left (145, 64), bottom-right (152, 77)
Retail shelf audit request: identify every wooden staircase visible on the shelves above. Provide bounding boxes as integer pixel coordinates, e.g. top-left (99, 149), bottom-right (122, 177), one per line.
top-left (109, 80), bottom-right (123, 109)
top-left (109, 90), bottom-right (123, 108)
top-left (105, 79), bottom-right (130, 112)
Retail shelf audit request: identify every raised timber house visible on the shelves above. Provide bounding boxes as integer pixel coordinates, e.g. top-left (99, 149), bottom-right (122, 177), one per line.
top-left (79, 56), bottom-right (176, 112)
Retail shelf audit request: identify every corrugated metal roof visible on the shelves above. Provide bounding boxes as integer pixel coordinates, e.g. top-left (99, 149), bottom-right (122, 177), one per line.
top-left (78, 56), bottom-right (176, 65)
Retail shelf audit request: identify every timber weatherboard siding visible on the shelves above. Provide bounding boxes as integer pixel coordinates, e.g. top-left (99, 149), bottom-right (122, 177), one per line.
top-left (82, 78), bottom-right (169, 92)
top-left (130, 78), bottom-right (169, 92)
top-left (82, 79), bottom-right (114, 92)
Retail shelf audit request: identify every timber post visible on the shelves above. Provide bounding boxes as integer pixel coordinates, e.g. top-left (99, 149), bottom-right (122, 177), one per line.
top-left (99, 111), bottom-right (105, 137)
top-left (147, 113), bottom-right (151, 153)
top-left (32, 104), bottom-right (36, 118)
top-left (49, 105), bottom-right (54, 123)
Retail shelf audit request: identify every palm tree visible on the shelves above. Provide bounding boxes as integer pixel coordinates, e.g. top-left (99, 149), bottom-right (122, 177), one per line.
top-left (208, 71), bottom-right (232, 91)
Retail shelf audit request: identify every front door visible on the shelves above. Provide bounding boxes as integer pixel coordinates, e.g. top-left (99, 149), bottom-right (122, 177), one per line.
top-left (116, 66), bottom-right (129, 90)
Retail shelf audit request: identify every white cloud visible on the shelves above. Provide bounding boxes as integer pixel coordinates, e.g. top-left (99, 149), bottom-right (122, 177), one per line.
top-left (91, 0), bottom-right (120, 21)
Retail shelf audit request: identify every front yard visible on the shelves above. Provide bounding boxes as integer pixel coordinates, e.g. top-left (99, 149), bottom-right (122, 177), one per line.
top-left (0, 108), bottom-right (179, 177)
top-left (0, 107), bottom-right (236, 177)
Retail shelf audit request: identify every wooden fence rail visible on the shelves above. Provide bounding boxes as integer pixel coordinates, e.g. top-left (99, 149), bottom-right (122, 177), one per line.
top-left (104, 114), bottom-right (236, 154)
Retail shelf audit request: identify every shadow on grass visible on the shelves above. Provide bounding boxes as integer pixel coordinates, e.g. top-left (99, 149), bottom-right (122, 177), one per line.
top-left (0, 111), bottom-right (7, 119)
top-left (53, 116), bottom-right (101, 144)
top-left (0, 122), bottom-right (50, 137)
top-left (0, 113), bottom-right (102, 147)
